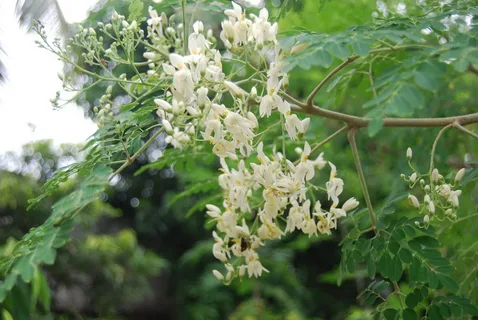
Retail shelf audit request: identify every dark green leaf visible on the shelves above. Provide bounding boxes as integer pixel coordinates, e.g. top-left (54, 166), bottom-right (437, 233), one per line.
top-left (402, 308), bottom-right (417, 320)
top-left (406, 292), bottom-right (418, 309)
top-left (399, 248), bottom-right (413, 264)
top-left (367, 256), bottom-right (376, 279)
top-left (437, 274), bottom-right (459, 293)
top-left (389, 254), bottom-right (402, 282)
top-left (383, 309), bottom-right (398, 320)
top-left (414, 235), bottom-right (440, 248)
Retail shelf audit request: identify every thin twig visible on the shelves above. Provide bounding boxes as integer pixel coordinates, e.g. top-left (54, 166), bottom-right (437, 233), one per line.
top-left (306, 56), bottom-right (359, 107)
top-left (110, 128), bottom-right (165, 181)
top-left (454, 122), bottom-right (478, 140)
top-left (309, 125), bottom-right (349, 155)
top-left (347, 128), bottom-right (377, 229)
top-left (429, 123), bottom-right (454, 174)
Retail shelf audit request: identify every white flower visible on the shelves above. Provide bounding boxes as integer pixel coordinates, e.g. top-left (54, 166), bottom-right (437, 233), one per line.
top-left (448, 190), bottom-right (461, 207)
top-left (406, 147), bottom-right (413, 159)
top-left (431, 168), bottom-right (440, 183)
top-left (247, 259), bottom-right (268, 278)
top-left (206, 204), bottom-right (221, 218)
top-left (326, 162), bottom-right (344, 206)
top-left (165, 127), bottom-right (190, 149)
top-left (285, 114), bottom-right (309, 139)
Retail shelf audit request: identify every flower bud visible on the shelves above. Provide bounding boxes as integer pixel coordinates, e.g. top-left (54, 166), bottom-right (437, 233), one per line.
top-left (162, 119), bottom-right (173, 134)
top-left (224, 81), bottom-right (247, 97)
top-left (282, 74), bottom-right (289, 90)
top-left (424, 185), bottom-right (430, 192)
top-left (106, 85), bottom-right (113, 94)
top-left (408, 194), bottom-right (420, 208)
top-left (409, 172), bottom-right (417, 183)
top-left (431, 168), bottom-right (440, 182)
top-left (455, 168), bottom-right (465, 182)
top-left (424, 214), bottom-right (430, 224)
top-left (406, 147), bottom-right (412, 160)
top-left (249, 86), bottom-right (258, 100)
top-left (212, 270), bottom-right (224, 281)
top-left (424, 194), bottom-right (431, 203)
top-left (427, 201), bottom-right (435, 214)
top-left (342, 197), bottom-right (359, 211)
top-left (445, 209), bottom-right (453, 216)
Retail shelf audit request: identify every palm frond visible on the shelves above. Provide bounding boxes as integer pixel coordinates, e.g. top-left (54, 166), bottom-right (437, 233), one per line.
top-left (0, 0), bottom-right (70, 84)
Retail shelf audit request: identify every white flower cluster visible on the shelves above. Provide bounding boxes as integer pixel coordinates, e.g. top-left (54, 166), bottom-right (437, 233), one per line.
top-left (207, 143), bottom-right (358, 282)
top-left (403, 148), bottom-right (465, 227)
top-left (139, 2), bottom-right (356, 282)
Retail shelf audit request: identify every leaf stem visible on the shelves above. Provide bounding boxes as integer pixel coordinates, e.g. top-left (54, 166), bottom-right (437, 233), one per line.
top-left (110, 128), bottom-right (165, 181)
top-left (392, 282), bottom-right (405, 308)
top-left (347, 128), bottom-right (376, 229)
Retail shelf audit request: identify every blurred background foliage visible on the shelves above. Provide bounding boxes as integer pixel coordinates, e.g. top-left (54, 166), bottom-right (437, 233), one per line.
top-left (0, 0), bottom-right (477, 319)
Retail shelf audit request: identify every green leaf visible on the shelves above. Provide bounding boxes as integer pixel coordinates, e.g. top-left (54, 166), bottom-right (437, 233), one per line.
top-left (313, 49), bottom-right (333, 68)
top-left (438, 303), bottom-right (451, 318)
top-left (128, 0), bottom-right (144, 21)
top-left (398, 248), bottom-right (413, 264)
top-left (392, 228), bottom-right (406, 241)
top-left (326, 75), bottom-right (343, 92)
top-left (379, 253), bottom-right (391, 278)
top-left (367, 256), bottom-right (376, 279)
top-left (389, 254), bottom-right (402, 282)
top-left (368, 116), bottom-right (383, 137)
top-left (325, 42), bottom-right (350, 60)
top-left (406, 293), bottom-right (418, 309)
top-left (437, 274), bottom-right (459, 293)
top-left (383, 309), bottom-right (398, 320)
top-left (403, 225), bottom-right (415, 237)
top-left (402, 308), bottom-right (417, 320)
top-left (414, 235), bottom-right (440, 248)
top-left (352, 39), bottom-right (372, 56)
top-left (428, 270), bottom-right (439, 289)
top-left (2, 310), bottom-right (13, 320)
top-left (428, 304), bottom-right (443, 320)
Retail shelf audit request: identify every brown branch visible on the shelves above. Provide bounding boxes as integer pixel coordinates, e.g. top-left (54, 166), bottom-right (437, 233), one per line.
top-left (291, 104), bottom-right (478, 128)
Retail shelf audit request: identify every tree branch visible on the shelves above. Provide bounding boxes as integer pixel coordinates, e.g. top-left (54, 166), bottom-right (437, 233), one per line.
top-left (347, 128), bottom-right (377, 229)
top-left (291, 104), bottom-right (478, 128)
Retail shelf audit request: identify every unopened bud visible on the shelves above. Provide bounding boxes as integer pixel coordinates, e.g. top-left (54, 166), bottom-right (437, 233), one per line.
top-left (406, 147), bottom-right (412, 160)
top-left (408, 195), bottom-right (420, 208)
top-left (455, 168), bottom-right (465, 182)
top-left (162, 119), bottom-right (173, 134)
top-left (431, 168), bottom-right (440, 183)
top-left (424, 214), bottom-right (430, 224)
top-left (212, 270), bottom-right (224, 281)
top-left (410, 172), bottom-right (417, 183)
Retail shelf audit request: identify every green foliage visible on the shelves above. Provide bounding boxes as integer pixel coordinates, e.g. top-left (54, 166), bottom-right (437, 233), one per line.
top-left (0, 164), bottom-right (111, 302)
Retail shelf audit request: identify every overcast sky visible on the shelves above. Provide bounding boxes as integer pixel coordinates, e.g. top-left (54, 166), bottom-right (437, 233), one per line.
top-left (0, 0), bottom-right (99, 153)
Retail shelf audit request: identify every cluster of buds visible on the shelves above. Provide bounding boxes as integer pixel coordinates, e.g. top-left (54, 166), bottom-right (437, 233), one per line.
top-left (402, 148), bottom-right (466, 227)
top-left (93, 85), bottom-right (114, 128)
